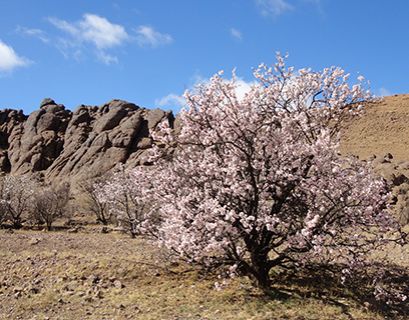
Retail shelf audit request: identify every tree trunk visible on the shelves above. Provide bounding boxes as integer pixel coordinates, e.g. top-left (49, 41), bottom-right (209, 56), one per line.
top-left (254, 265), bottom-right (272, 292)
top-left (250, 249), bottom-right (272, 293)
top-left (97, 217), bottom-right (108, 225)
top-left (12, 219), bottom-right (22, 229)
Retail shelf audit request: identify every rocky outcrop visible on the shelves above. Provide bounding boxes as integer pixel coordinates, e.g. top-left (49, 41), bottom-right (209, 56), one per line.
top-left (0, 109), bottom-right (27, 172)
top-left (0, 99), bottom-right (174, 181)
top-left (367, 153), bottom-right (409, 225)
top-left (8, 99), bottom-right (71, 175)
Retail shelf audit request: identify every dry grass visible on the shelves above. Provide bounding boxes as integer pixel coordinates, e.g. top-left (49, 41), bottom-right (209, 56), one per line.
top-left (341, 94), bottom-right (409, 161)
top-left (0, 228), bottom-right (405, 319)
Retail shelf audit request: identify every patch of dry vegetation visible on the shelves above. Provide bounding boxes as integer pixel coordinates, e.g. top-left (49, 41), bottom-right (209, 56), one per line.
top-left (1, 228), bottom-right (406, 319)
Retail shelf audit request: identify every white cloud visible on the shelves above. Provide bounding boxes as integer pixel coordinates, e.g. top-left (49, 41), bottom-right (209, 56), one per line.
top-left (80, 14), bottom-right (128, 49)
top-left (135, 26), bottom-right (173, 47)
top-left (16, 26), bottom-right (49, 43)
top-left (230, 28), bottom-right (242, 40)
top-left (49, 14), bottom-right (129, 49)
top-left (54, 37), bottom-right (83, 61)
top-left (378, 87), bottom-right (392, 97)
top-left (49, 17), bottom-right (80, 36)
top-left (192, 73), bottom-right (257, 101)
top-left (156, 74), bottom-right (256, 112)
top-left (48, 15), bottom-right (172, 62)
top-left (48, 14), bottom-right (129, 64)
top-left (96, 51), bottom-right (118, 65)
top-left (256, 0), bottom-right (294, 17)
top-left (234, 78), bottom-right (257, 101)
top-left (0, 40), bottom-right (30, 72)
top-left (155, 93), bottom-right (186, 109)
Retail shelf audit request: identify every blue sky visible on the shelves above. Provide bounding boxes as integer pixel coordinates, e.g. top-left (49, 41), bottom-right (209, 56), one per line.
top-left (0, 0), bottom-right (408, 114)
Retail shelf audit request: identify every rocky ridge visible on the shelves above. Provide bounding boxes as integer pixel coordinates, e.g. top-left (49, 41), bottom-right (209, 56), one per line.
top-left (2, 94), bottom-right (409, 210)
top-left (0, 98), bottom-right (174, 181)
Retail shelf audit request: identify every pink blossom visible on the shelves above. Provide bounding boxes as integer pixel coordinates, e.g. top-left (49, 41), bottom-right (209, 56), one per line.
top-left (128, 54), bottom-right (406, 296)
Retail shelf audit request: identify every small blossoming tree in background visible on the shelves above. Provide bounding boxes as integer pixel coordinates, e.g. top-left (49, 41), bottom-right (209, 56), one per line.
top-left (31, 182), bottom-right (70, 231)
top-left (79, 177), bottom-right (112, 225)
top-left (134, 55), bottom-right (407, 305)
top-left (96, 167), bottom-right (151, 238)
top-left (0, 175), bottom-right (37, 229)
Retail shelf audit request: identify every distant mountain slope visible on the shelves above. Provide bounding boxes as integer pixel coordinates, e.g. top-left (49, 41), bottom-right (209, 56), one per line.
top-left (341, 94), bottom-right (409, 161)
top-left (0, 98), bottom-right (174, 181)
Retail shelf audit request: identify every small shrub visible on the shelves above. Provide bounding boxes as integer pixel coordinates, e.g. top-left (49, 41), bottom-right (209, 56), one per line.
top-left (0, 175), bottom-right (36, 229)
top-left (31, 183), bottom-right (70, 231)
top-left (78, 177), bottom-right (112, 225)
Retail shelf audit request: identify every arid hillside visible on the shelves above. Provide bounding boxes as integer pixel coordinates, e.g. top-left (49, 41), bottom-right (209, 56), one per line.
top-left (341, 94), bottom-right (409, 161)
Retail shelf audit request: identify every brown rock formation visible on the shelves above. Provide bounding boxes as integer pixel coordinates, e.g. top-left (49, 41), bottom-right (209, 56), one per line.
top-left (0, 99), bottom-right (174, 181)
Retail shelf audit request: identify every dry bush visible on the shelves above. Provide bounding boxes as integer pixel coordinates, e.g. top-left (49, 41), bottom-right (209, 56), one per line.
top-left (31, 183), bottom-right (70, 231)
top-left (78, 177), bottom-right (112, 225)
top-left (0, 175), bottom-right (37, 229)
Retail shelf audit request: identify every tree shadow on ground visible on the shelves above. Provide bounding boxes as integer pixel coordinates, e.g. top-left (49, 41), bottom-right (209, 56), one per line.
top-left (268, 262), bottom-right (409, 319)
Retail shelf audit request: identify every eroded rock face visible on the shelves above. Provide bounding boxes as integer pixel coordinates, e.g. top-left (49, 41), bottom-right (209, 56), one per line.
top-left (9, 102), bottom-right (71, 175)
top-left (0, 99), bottom-right (174, 181)
top-left (0, 109), bottom-right (27, 172)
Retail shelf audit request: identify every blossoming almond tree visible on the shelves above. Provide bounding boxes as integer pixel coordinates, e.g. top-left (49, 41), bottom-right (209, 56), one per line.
top-left (137, 55), bottom-right (406, 296)
top-left (31, 182), bottom-right (70, 231)
top-left (96, 167), bottom-right (150, 238)
top-left (79, 177), bottom-right (112, 225)
top-left (0, 175), bottom-right (36, 229)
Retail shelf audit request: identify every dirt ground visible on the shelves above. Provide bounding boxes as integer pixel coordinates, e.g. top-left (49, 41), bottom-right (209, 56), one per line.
top-left (0, 227), bottom-right (407, 320)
